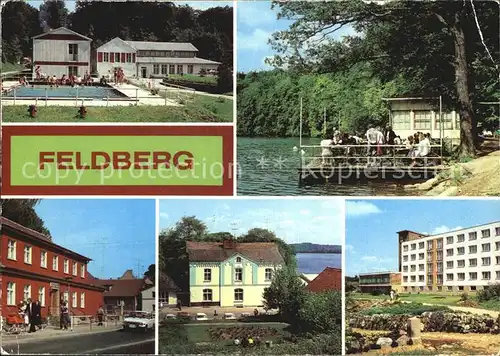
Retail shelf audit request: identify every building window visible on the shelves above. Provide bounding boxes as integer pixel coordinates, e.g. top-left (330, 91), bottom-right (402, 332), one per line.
top-left (419, 253), bottom-right (424, 260)
top-left (24, 245), bottom-right (32, 264)
top-left (446, 236), bottom-right (453, 244)
top-left (446, 273), bottom-right (453, 281)
top-left (53, 256), bottom-right (59, 271)
top-left (482, 257), bottom-right (491, 266)
top-left (169, 65), bottom-right (175, 74)
top-left (41, 251), bottom-right (47, 268)
top-left (24, 285), bottom-right (31, 300)
top-left (457, 260), bottom-right (465, 268)
top-left (403, 255), bottom-right (408, 262)
top-left (414, 110), bottom-right (432, 130)
top-left (446, 261), bottom-right (453, 269)
top-left (153, 64), bottom-right (159, 74)
top-left (496, 227), bottom-right (500, 236)
top-left (411, 265), bottom-right (416, 272)
top-left (265, 268), bottom-right (273, 281)
top-left (63, 291), bottom-right (69, 303)
top-left (418, 275), bottom-right (424, 282)
top-left (469, 272), bottom-right (477, 280)
top-left (457, 247), bottom-right (465, 255)
top-left (177, 64), bottom-right (183, 74)
top-left (411, 244), bottom-right (416, 250)
top-left (126, 53), bottom-right (132, 63)
top-left (64, 259), bottom-right (69, 274)
top-left (188, 65), bottom-right (194, 74)
top-left (7, 282), bottom-right (16, 305)
top-left (481, 229), bottom-right (490, 238)
top-left (71, 292), bottom-right (77, 308)
top-left (446, 249), bottom-right (453, 257)
top-left (436, 239), bottom-right (443, 249)
top-left (496, 242), bottom-right (500, 251)
top-left (7, 240), bottom-right (16, 260)
top-left (161, 65), bottom-right (168, 75)
top-left (403, 245), bottom-right (408, 252)
top-left (39, 287), bottom-right (45, 307)
top-left (419, 264), bottom-right (424, 271)
top-left (392, 111), bottom-right (411, 130)
top-left (437, 251), bottom-right (443, 261)
top-left (457, 234), bottom-right (465, 242)
top-left (68, 66), bottom-right (78, 76)
top-left (482, 243), bottom-right (491, 252)
top-left (69, 44), bottom-right (78, 60)
top-left (419, 242), bottom-right (424, 249)
top-left (204, 268), bottom-right (212, 282)
top-left (115, 53), bottom-right (120, 62)
top-left (236, 257), bottom-right (242, 263)
top-left (426, 263), bottom-right (432, 273)
top-left (81, 265), bottom-right (85, 278)
top-left (410, 276), bottom-right (416, 282)
top-left (435, 112), bottom-right (453, 129)
top-left (80, 292), bottom-right (85, 308)
top-left (403, 266), bottom-right (408, 272)
top-left (482, 272), bottom-right (491, 280)
top-left (427, 241), bottom-right (433, 251)
top-left (72, 262), bottom-right (78, 276)
top-left (202, 289), bottom-right (212, 301)
top-left (103, 52), bottom-right (109, 62)
top-left (437, 262), bottom-right (443, 272)
top-left (234, 268), bottom-right (243, 282)
top-left (469, 258), bottom-right (477, 267)
top-left (496, 271), bottom-right (500, 280)
top-left (469, 245), bottom-right (477, 254)
top-left (457, 273), bottom-right (465, 281)
top-left (411, 254), bottom-right (416, 261)
top-left (403, 276), bottom-right (408, 282)
top-left (469, 232), bottom-right (477, 240)
top-left (159, 292), bottom-right (168, 303)
top-left (234, 288), bottom-right (243, 302)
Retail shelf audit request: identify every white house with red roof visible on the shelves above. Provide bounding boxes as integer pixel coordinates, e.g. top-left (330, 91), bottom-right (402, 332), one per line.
top-left (32, 27), bottom-right (92, 79)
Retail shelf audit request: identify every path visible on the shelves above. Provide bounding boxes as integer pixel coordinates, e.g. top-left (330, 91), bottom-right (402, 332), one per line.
top-left (136, 78), bottom-right (233, 100)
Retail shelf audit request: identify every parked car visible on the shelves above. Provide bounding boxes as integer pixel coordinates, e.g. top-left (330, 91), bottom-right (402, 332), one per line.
top-left (195, 313), bottom-right (208, 321)
top-left (122, 311), bottom-right (154, 332)
top-left (165, 314), bottom-right (176, 320)
top-left (223, 312), bottom-right (236, 320)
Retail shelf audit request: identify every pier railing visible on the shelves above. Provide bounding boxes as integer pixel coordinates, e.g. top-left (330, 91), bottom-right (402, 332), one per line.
top-left (299, 144), bottom-right (445, 169)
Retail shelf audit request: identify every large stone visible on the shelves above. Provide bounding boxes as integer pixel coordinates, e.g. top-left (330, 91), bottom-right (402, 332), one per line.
top-left (417, 177), bottom-right (439, 191)
top-left (375, 337), bottom-right (393, 348)
top-left (396, 335), bottom-right (410, 346)
top-left (408, 317), bottom-right (421, 343)
top-left (439, 186), bottom-right (458, 196)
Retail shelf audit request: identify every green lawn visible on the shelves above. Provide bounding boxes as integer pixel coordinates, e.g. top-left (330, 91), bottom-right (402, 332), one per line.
top-left (1, 62), bottom-right (24, 73)
top-left (168, 74), bottom-right (217, 85)
top-left (352, 293), bottom-right (461, 305)
top-left (479, 299), bottom-right (500, 311)
top-left (2, 94), bottom-right (233, 122)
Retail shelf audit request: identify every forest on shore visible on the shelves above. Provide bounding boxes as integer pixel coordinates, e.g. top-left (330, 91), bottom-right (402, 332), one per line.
top-left (237, 0), bottom-right (499, 158)
top-left (1, 1), bottom-right (233, 67)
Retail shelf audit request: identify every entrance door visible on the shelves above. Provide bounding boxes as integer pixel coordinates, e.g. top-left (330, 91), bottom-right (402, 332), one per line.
top-left (50, 290), bottom-right (60, 316)
top-left (141, 67), bottom-right (147, 78)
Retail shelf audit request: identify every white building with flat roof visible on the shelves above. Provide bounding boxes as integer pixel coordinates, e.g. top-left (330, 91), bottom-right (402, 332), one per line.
top-left (95, 38), bottom-right (220, 79)
top-left (399, 221), bottom-right (500, 293)
top-left (32, 27), bottom-right (92, 78)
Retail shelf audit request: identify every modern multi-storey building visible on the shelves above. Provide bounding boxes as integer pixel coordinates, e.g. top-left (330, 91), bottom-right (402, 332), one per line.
top-left (399, 221), bottom-right (500, 293)
top-left (187, 240), bottom-right (284, 307)
top-left (0, 217), bottom-right (105, 318)
top-left (358, 271), bottom-right (402, 294)
top-left (95, 38), bottom-right (221, 79)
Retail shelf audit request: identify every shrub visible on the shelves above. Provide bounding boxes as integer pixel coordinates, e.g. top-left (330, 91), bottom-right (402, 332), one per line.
top-left (476, 284), bottom-right (500, 302)
top-left (371, 290), bottom-right (383, 296)
top-left (460, 292), bottom-right (469, 302)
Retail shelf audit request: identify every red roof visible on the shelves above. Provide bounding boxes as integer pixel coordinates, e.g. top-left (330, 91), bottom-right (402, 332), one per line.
top-left (93, 278), bottom-right (145, 298)
top-left (306, 267), bottom-right (342, 293)
top-left (186, 241), bottom-right (284, 264)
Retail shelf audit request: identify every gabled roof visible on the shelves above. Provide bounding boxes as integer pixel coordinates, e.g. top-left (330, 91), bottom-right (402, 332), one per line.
top-left (93, 278), bottom-right (145, 298)
top-left (32, 27), bottom-right (92, 41)
top-left (1, 217), bottom-right (92, 263)
top-left (125, 40), bottom-right (198, 52)
top-left (95, 37), bottom-right (137, 52)
top-left (120, 269), bottom-right (136, 280)
top-left (186, 241), bottom-right (284, 264)
top-left (159, 271), bottom-right (179, 292)
top-left (306, 267), bottom-right (342, 293)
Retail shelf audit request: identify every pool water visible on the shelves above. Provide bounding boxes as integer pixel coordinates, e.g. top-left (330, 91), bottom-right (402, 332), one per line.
top-left (4, 85), bottom-right (128, 99)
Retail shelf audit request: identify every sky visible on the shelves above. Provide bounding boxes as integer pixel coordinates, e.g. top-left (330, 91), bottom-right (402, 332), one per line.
top-left (34, 199), bottom-right (156, 279)
top-left (26, 1), bottom-right (232, 13)
top-left (159, 198), bottom-right (343, 245)
top-left (237, 1), bottom-right (356, 73)
top-left (345, 199), bottom-right (500, 277)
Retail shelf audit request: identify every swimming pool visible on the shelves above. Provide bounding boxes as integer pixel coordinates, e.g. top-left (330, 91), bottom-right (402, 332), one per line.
top-left (3, 85), bottom-right (128, 99)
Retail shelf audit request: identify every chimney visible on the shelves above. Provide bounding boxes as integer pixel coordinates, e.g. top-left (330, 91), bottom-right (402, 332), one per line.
top-left (223, 239), bottom-right (236, 249)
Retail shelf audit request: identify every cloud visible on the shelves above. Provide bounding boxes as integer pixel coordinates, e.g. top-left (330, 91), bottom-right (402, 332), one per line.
top-left (430, 225), bottom-right (463, 235)
top-left (237, 28), bottom-right (271, 51)
top-left (346, 244), bottom-right (355, 253)
top-left (159, 212), bottom-right (169, 220)
top-left (346, 201), bottom-right (382, 217)
top-left (181, 1), bottom-right (233, 11)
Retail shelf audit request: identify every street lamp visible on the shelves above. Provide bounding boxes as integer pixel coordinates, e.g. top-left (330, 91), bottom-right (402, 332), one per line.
top-left (64, 277), bottom-right (73, 331)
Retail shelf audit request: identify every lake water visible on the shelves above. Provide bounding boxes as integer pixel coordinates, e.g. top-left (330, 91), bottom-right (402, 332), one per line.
top-left (237, 137), bottom-right (419, 196)
top-left (296, 253), bottom-right (341, 274)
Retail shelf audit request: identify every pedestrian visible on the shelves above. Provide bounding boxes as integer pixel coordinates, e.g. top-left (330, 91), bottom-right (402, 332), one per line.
top-left (213, 309), bottom-right (218, 320)
top-left (33, 300), bottom-right (42, 330)
top-left (26, 298), bottom-right (36, 333)
top-left (97, 305), bottom-right (105, 326)
top-left (61, 301), bottom-right (69, 330)
top-left (177, 300), bottom-right (182, 311)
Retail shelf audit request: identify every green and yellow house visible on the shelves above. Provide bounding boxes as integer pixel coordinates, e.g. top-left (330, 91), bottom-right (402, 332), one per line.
top-left (187, 240), bottom-right (284, 307)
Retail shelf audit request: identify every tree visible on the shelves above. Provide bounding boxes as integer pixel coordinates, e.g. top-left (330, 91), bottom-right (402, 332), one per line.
top-left (1, 199), bottom-right (51, 237)
top-left (298, 291), bottom-right (342, 334)
top-left (262, 267), bottom-right (306, 323)
top-left (240, 228), bottom-right (297, 268)
top-left (38, 0), bottom-right (69, 30)
top-left (144, 264), bottom-right (155, 281)
top-left (216, 63), bottom-right (233, 93)
top-left (268, 0), bottom-right (499, 158)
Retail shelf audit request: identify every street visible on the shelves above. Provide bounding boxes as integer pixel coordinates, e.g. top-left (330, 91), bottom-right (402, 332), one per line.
top-left (0, 329), bottom-right (154, 354)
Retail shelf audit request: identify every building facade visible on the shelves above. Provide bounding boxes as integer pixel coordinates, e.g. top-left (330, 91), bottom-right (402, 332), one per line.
top-left (159, 271), bottom-right (178, 308)
top-left (32, 27), bottom-right (92, 78)
top-left (385, 98), bottom-right (461, 145)
top-left (399, 221), bottom-right (500, 293)
top-left (187, 241), bottom-right (284, 307)
top-left (141, 285), bottom-right (155, 312)
top-left (95, 38), bottom-right (220, 79)
top-left (358, 272), bottom-right (402, 294)
top-left (0, 218), bottom-right (104, 319)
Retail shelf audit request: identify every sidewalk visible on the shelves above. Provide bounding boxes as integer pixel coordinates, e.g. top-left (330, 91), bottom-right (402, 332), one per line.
top-left (0, 324), bottom-right (122, 345)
